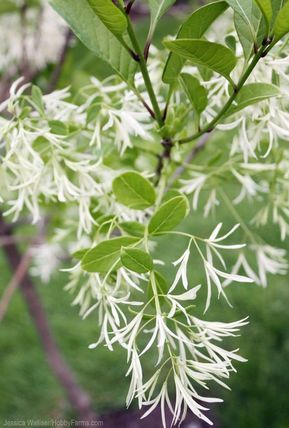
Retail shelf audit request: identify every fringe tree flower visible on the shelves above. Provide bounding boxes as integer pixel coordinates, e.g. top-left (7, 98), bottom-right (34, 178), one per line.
top-left (1, 1), bottom-right (289, 426)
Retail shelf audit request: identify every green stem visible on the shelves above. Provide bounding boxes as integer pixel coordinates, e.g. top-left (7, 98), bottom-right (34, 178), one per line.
top-left (177, 44), bottom-right (268, 145)
top-left (150, 272), bottom-right (162, 314)
top-left (125, 19), bottom-right (164, 128)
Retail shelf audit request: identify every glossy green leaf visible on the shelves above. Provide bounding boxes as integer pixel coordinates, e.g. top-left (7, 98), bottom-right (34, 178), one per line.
top-left (49, 0), bottom-right (136, 84)
top-left (274, 2), bottom-right (289, 43)
top-left (254, 0), bottom-right (273, 29)
top-left (87, 0), bottom-right (127, 36)
top-left (164, 39), bottom-right (237, 82)
top-left (180, 73), bottom-right (208, 114)
top-left (112, 172), bottom-right (156, 210)
top-left (81, 236), bottom-right (139, 273)
top-left (225, 83), bottom-right (280, 117)
top-left (163, 1), bottom-right (228, 84)
top-left (148, 195), bottom-right (189, 235)
top-left (119, 221), bottom-right (145, 237)
top-left (147, 0), bottom-right (176, 41)
top-left (121, 248), bottom-right (153, 273)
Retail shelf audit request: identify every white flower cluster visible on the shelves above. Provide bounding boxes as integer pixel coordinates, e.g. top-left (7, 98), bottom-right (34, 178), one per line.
top-left (0, 1), bottom-right (68, 76)
top-left (0, 73), bottom-right (157, 237)
top-left (0, 80), bottom-right (100, 237)
top-left (66, 224), bottom-right (250, 426)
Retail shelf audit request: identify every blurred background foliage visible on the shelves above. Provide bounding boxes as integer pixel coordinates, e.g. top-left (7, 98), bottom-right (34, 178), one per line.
top-left (0, 1), bottom-right (289, 427)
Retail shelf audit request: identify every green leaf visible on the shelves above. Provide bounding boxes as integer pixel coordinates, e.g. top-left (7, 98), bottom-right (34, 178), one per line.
top-left (72, 248), bottom-right (90, 260)
top-left (112, 172), bottom-right (156, 210)
top-left (225, 35), bottom-right (237, 52)
top-left (225, 83), bottom-right (280, 117)
top-left (81, 236), bottom-right (139, 273)
top-left (274, 2), bottom-right (289, 43)
top-left (49, 0), bottom-right (136, 84)
top-left (272, 0), bottom-right (285, 22)
top-left (180, 73), bottom-right (208, 114)
top-left (162, 189), bottom-right (183, 203)
top-left (121, 248), bottom-right (153, 273)
top-left (31, 86), bottom-right (44, 114)
top-left (164, 39), bottom-right (237, 82)
top-left (226, 0), bottom-right (259, 34)
top-left (87, 0), bottom-right (127, 36)
top-left (147, 0), bottom-right (176, 40)
top-left (119, 221), bottom-right (145, 237)
top-left (48, 120), bottom-right (68, 135)
top-left (163, 1), bottom-right (228, 84)
top-left (230, 0), bottom-right (261, 60)
top-left (239, 17), bottom-right (259, 59)
top-left (254, 0), bottom-right (273, 30)
top-left (148, 195), bottom-right (189, 235)
top-left (96, 215), bottom-right (116, 234)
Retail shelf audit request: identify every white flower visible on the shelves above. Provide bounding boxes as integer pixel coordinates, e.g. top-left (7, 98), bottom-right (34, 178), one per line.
top-left (253, 244), bottom-right (288, 287)
top-left (126, 346), bottom-right (143, 408)
top-left (180, 173), bottom-right (207, 210)
top-left (88, 76), bottom-right (155, 155)
top-left (204, 254), bottom-right (253, 312)
top-left (204, 189), bottom-right (220, 217)
top-left (206, 223), bottom-right (246, 250)
top-left (222, 253), bottom-right (260, 287)
top-left (232, 168), bottom-right (268, 204)
top-left (169, 242), bottom-right (191, 292)
top-left (30, 242), bottom-right (64, 283)
top-left (167, 284), bottom-right (202, 322)
top-left (140, 315), bottom-right (248, 427)
top-left (223, 245), bottom-right (288, 288)
top-left (112, 311), bottom-right (143, 349)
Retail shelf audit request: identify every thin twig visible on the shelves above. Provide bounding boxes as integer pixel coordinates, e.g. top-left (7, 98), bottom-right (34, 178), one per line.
top-left (126, 0), bottom-right (136, 14)
top-left (0, 249), bottom-right (32, 322)
top-left (155, 138), bottom-right (173, 181)
top-left (0, 235), bottom-right (34, 246)
top-left (167, 133), bottom-right (211, 188)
